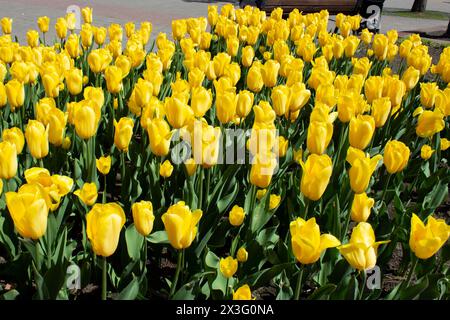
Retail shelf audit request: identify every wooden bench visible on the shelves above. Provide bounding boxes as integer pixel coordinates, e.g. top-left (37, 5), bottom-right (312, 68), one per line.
top-left (240, 0), bottom-right (386, 31)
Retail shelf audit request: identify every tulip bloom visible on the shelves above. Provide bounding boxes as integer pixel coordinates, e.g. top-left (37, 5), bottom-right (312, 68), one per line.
top-left (114, 117), bottom-right (134, 152)
top-left (420, 145), bottom-right (435, 160)
top-left (339, 222), bottom-right (389, 270)
top-left (233, 285), bottom-right (254, 300)
top-left (191, 87), bottom-right (212, 118)
top-left (73, 102), bottom-right (100, 140)
top-left (246, 63), bottom-right (264, 93)
top-left (1, 17), bottom-right (13, 34)
top-left (25, 120), bottom-right (49, 159)
top-left (0, 141), bottom-right (18, 180)
top-left (5, 79), bottom-right (25, 112)
top-left (307, 120), bottom-right (333, 155)
top-left (6, 184), bottom-right (49, 240)
top-left (420, 82), bottom-right (439, 108)
top-left (96, 156), bottom-right (112, 175)
top-left (300, 154), bottom-right (333, 201)
top-left (371, 97), bottom-right (391, 128)
top-left (290, 217), bottom-right (341, 264)
top-left (349, 115), bottom-right (375, 150)
top-left (237, 247), bottom-right (248, 262)
top-left (159, 160), bottom-right (174, 178)
top-left (241, 46), bottom-right (255, 67)
top-left (82, 7), bottom-right (93, 24)
top-left (220, 256), bottom-right (238, 278)
top-left (415, 110), bottom-right (445, 138)
top-left (161, 201), bottom-right (202, 249)
top-left (271, 85), bottom-right (290, 116)
top-left (250, 152), bottom-right (278, 189)
top-left (261, 59), bottom-right (280, 88)
top-left (2, 127), bottom-right (24, 154)
top-left (347, 148), bottom-right (382, 194)
top-left (216, 91), bottom-right (238, 124)
top-left (351, 192), bottom-right (375, 222)
top-left (409, 214), bottom-right (449, 260)
top-left (132, 201), bottom-right (155, 237)
top-left (55, 17), bottom-right (67, 39)
top-left (66, 68), bottom-right (83, 96)
top-left (229, 205), bottom-right (245, 227)
top-left (236, 90), bottom-right (254, 118)
top-left (165, 96), bottom-right (194, 129)
top-left (383, 140), bottom-right (410, 174)
top-left (364, 76), bottom-right (384, 103)
top-left (401, 66), bottom-right (420, 91)
top-left (74, 182), bottom-right (98, 206)
top-left (47, 107), bottom-right (66, 147)
top-left (86, 203), bottom-right (126, 257)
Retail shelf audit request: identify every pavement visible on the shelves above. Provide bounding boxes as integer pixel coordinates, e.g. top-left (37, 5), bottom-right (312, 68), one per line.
top-left (0, 0), bottom-right (448, 44)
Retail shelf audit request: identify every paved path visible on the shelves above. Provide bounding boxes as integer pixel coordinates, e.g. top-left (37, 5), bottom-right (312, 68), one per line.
top-left (0, 0), bottom-right (448, 44)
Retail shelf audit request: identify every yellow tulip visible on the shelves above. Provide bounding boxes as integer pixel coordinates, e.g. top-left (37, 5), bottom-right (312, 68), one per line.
top-left (2, 127), bottom-right (24, 154)
top-left (347, 149), bottom-right (382, 194)
top-left (25, 120), bottom-right (49, 159)
top-left (289, 82), bottom-right (311, 112)
top-left (88, 49), bottom-right (113, 74)
top-left (108, 23), bottom-right (123, 42)
top-left (229, 205), bottom-right (245, 227)
top-left (364, 76), bottom-right (383, 103)
top-left (250, 152), bottom-right (278, 188)
top-left (233, 285), bottom-right (254, 300)
top-left (82, 7), bottom-right (93, 24)
top-left (383, 140), bottom-right (410, 174)
top-left (269, 194), bottom-right (281, 210)
top-left (373, 34), bottom-right (388, 60)
top-left (409, 214), bottom-right (450, 260)
top-left (231, 90), bottom-right (252, 119)
top-left (184, 158), bottom-right (197, 176)
top-left (440, 138), bottom-right (450, 151)
top-left (66, 12), bottom-right (76, 31)
top-left (74, 182), bottom-right (98, 206)
top-left (96, 156), bottom-right (112, 175)
top-left (349, 115), bottom-right (375, 150)
top-left (165, 96), bottom-right (193, 129)
top-left (271, 85), bottom-right (290, 116)
top-left (371, 97), bottom-right (391, 128)
top-left (420, 82), bottom-right (439, 108)
top-left (216, 91), bottom-right (238, 124)
top-left (161, 201), bottom-right (202, 249)
top-left (188, 67), bottom-right (205, 88)
top-left (86, 203), bottom-right (126, 257)
top-left (339, 222), bottom-right (389, 270)
top-left (42, 71), bottom-right (60, 98)
top-left (261, 59), bottom-right (280, 88)
top-left (420, 145), bottom-right (435, 160)
top-left (0, 82), bottom-right (6, 107)
top-left (189, 119), bottom-right (221, 168)
top-left (247, 63), bottom-right (264, 93)
top-left (65, 68), bottom-right (83, 96)
top-left (237, 247), bottom-right (248, 263)
top-left (93, 26), bottom-right (107, 46)
top-left (80, 23), bottom-right (93, 49)
top-left (416, 108), bottom-right (445, 138)
top-left (105, 66), bottom-right (123, 94)
top-left (401, 66), bottom-right (420, 91)
top-left (65, 34), bottom-right (80, 58)
top-left (220, 256), bottom-right (238, 278)
top-left (300, 154), bottom-right (333, 201)
top-left (172, 19), bottom-right (187, 40)
top-left (160, 160), bottom-right (173, 178)
top-left (351, 192), bottom-right (375, 222)
top-left (5, 79), bottom-right (24, 112)
top-left (290, 217), bottom-right (341, 264)
top-left (55, 17), bottom-right (68, 39)
top-left (48, 107), bottom-right (67, 147)
top-left (274, 136), bottom-right (288, 158)
top-left (0, 141), bottom-right (17, 180)
top-left (114, 117), bottom-right (134, 152)
top-left (241, 46), bottom-right (255, 67)
top-left (337, 90), bottom-right (363, 123)
top-left (226, 36), bottom-right (239, 57)
top-left (6, 184), bottom-right (49, 240)
top-left (73, 102), bottom-right (100, 140)
top-left (385, 77), bottom-right (406, 108)
top-left (1, 17), bottom-right (12, 34)
top-left (360, 28), bottom-right (373, 44)
top-left (83, 87), bottom-right (105, 110)
top-left (307, 120), bottom-right (333, 155)
top-left (132, 201), bottom-right (155, 237)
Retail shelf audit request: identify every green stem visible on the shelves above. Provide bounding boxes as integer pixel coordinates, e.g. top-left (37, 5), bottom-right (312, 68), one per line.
top-left (34, 240), bottom-right (43, 299)
top-left (198, 169), bottom-right (204, 211)
top-left (294, 265), bottom-right (304, 300)
top-left (102, 175), bottom-right (107, 203)
top-left (204, 168), bottom-right (210, 209)
top-left (169, 249), bottom-right (184, 299)
top-left (358, 271), bottom-right (367, 300)
top-left (380, 173), bottom-right (392, 204)
top-left (404, 256), bottom-right (418, 288)
top-left (225, 278), bottom-right (230, 298)
top-left (39, 158), bottom-right (44, 168)
top-left (46, 237), bottom-right (51, 269)
top-left (101, 256), bottom-right (107, 300)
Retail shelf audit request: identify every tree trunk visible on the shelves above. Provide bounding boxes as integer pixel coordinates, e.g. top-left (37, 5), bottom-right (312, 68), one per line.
top-left (411, 0), bottom-right (427, 12)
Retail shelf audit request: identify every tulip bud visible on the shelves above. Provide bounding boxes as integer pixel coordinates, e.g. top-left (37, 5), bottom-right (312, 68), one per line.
top-left (233, 285), bottom-right (253, 300)
top-left (86, 203), bottom-right (126, 257)
top-left (96, 156), bottom-right (112, 175)
top-left (25, 120), bottom-right (49, 159)
top-left (261, 59), bottom-right (280, 88)
top-left (420, 145), bottom-right (435, 160)
top-left (132, 201), bottom-right (155, 237)
top-left (1, 17), bottom-right (13, 34)
top-left (241, 46), bottom-right (254, 68)
top-left (371, 97), bottom-right (391, 128)
top-left (216, 91), bottom-right (237, 124)
top-left (114, 117), bottom-right (134, 152)
top-left (351, 192), bottom-right (375, 222)
top-left (271, 85), bottom-right (290, 116)
top-left (147, 118), bottom-right (172, 157)
top-left (364, 76), bottom-right (383, 103)
top-left (236, 90), bottom-right (254, 119)
top-left (420, 82), bottom-right (439, 108)
top-left (300, 154), bottom-right (333, 201)
top-left (349, 115), bottom-right (375, 150)
top-left (159, 160), bottom-right (173, 178)
top-left (0, 141), bottom-right (18, 180)
top-left (74, 182), bottom-right (98, 206)
top-left (237, 247), bottom-right (248, 262)
top-left (228, 205), bottom-right (245, 227)
top-left (269, 194), bottom-right (281, 210)
top-left (161, 201), bottom-right (202, 249)
top-left (401, 66), bottom-right (420, 91)
top-left (250, 152), bottom-right (277, 188)
top-left (55, 18), bottom-right (68, 39)
top-left (37, 16), bottom-right (50, 33)
top-left (184, 158), bottom-right (197, 176)
top-left (246, 63), bottom-right (264, 93)
top-left (383, 140), bottom-right (410, 174)
top-left (220, 256), bottom-right (238, 278)
top-left (5, 79), bottom-right (25, 112)
top-left (65, 68), bottom-right (83, 96)
top-left (347, 149), bottom-right (382, 194)
top-left (82, 7), bottom-right (93, 24)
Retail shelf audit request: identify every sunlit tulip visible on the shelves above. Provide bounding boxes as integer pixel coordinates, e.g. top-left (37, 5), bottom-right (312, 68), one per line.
top-left (401, 66), bottom-right (420, 91)
top-left (247, 63), bottom-right (264, 93)
top-left (236, 90), bottom-right (254, 119)
top-left (434, 88), bottom-right (450, 117)
top-left (25, 120), bottom-right (48, 159)
top-left (290, 217), bottom-right (340, 264)
top-left (307, 120), bottom-right (333, 155)
top-left (373, 34), bottom-right (388, 60)
top-left (1, 17), bottom-right (12, 34)
top-left (86, 203), bottom-right (126, 257)
top-left (420, 145), bottom-right (435, 160)
top-left (371, 97), bottom-right (391, 128)
top-left (2, 127), bottom-right (24, 154)
top-left (237, 247), bottom-right (248, 263)
top-left (184, 158), bottom-right (197, 177)
top-left (88, 49), bottom-right (113, 73)
top-left (233, 285), bottom-right (254, 300)
top-left (160, 160), bottom-right (173, 178)
top-left (74, 182), bottom-right (98, 206)
top-left (300, 154), bottom-right (332, 201)
top-left (409, 213), bottom-right (449, 259)
top-left (82, 7), bottom-right (93, 24)
top-left (73, 102), bottom-right (100, 140)
top-left (165, 96), bottom-right (193, 129)
top-left (93, 26), bottom-right (107, 46)
top-left (80, 24), bottom-right (93, 49)
top-left (420, 82), bottom-right (439, 108)
top-left (66, 68), bottom-right (83, 95)
top-left (271, 85), bottom-right (290, 116)
top-left (55, 18), bottom-right (68, 39)
top-left (216, 91), bottom-right (238, 124)
top-left (0, 141), bottom-right (17, 180)
top-left (347, 148), bottom-right (382, 194)
top-left (5, 79), bottom-right (24, 112)
top-left (349, 115), bottom-right (375, 150)
top-left (241, 46), bottom-right (254, 68)
top-left (364, 76), bottom-right (383, 103)
top-left (229, 205), bottom-right (245, 227)
top-left (105, 66), bottom-right (123, 94)
top-left (289, 82), bottom-right (311, 112)
top-left (6, 184), bottom-right (49, 240)
top-left (261, 59), bottom-right (280, 88)
top-left (440, 138), bottom-right (450, 151)
top-left (161, 201), bottom-right (202, 249)
top-left (220, 256), bottom-right (238, 278)
top-left (415, 110), bottom-right (445, 138)
top-left (47, 107), bottom-right (67, 146)
top-left (339, 222), bottom-right (389, 270)
top-left (132, 201), bottom-right (155, 237)
top-left (191, 87), bottom-right (212, 118)
top-left (250, 152), bottom-right (278, 188)
top-left (383, 140), bottom-right (410, 174)
top-left (96, 156), bottom-right (112, 175)
top-left (114, 117), bottom-right (134, 152)
top-left (351, 192), bottom-right (375, 222)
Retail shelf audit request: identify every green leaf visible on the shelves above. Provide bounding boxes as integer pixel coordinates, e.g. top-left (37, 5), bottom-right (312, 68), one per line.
top-left (116, 276), bottom-right (140, 300)
top-left (147, 231), bottom-right (169, 244)
top-left (173, 281), bottom-right (196, 300)
top-left (125, 224), bottom-right (144, 260)
top-left (307, 284), bottom-right (337, 300)
top-left (398, 276), bottom-right (429, 300)
top-left (1, 289), bottom-right (19, 300)
top-left (241, 263), bottom-right (292, 288)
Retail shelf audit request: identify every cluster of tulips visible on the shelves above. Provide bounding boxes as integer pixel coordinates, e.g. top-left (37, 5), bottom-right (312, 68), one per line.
top-left (0, 4), bottom-right (449, 300)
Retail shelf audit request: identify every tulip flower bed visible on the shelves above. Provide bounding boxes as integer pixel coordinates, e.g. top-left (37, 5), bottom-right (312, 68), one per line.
top-left (0, 4), bottom-right (449, 301)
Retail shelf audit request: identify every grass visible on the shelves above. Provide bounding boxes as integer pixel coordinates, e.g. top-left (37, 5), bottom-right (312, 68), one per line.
top-left (383, 8), bottom-right (449, 21)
